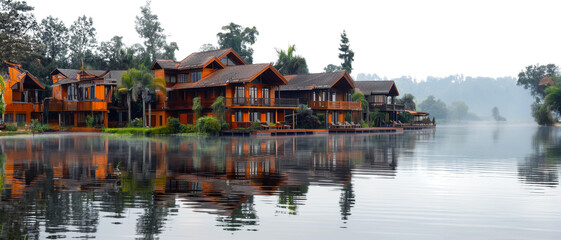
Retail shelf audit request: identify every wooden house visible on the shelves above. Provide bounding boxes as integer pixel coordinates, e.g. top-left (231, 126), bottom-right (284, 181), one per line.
top-left (354, 81), bottom-right (404, 122)
top-left (151, 48), bottom-right (299, 129)
top-left (3, 62), bottom-right (45, 124)
top-left (46, 68), bottom-right (126, 128)
top-left (279, 71), bottom-right (362, 127)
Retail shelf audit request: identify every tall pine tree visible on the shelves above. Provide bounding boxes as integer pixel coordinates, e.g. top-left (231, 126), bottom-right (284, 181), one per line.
top-left (338, 30), bottom-right (354, 74)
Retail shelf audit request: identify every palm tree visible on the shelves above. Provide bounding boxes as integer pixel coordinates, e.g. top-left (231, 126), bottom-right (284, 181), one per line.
top-left (118, 68), bottom-right (165, 126)
top-left (273, 45), bottom-right (309, 75)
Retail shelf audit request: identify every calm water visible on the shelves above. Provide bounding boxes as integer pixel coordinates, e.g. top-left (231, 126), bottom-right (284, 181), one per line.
top-left (1, 122), bottom-right (560, 239)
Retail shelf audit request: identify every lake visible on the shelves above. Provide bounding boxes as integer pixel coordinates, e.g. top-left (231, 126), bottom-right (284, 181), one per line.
top-left (1, 122), bottom-right (560, 239)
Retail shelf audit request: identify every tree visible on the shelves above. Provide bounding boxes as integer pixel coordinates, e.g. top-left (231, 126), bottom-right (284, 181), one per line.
top-left (448, 101), bottom-right (469, 120)
top-left (545, 86), bottom-right (561, 119)
top-left (517, 64), bottom-right (558, 103)
top-left (69, 15), bottom-right (97, 68)
top-left (369, 109), bottom-right (386, 127)
top-left (199, 43), bottom-right (217, 51)
top-left (273, 45), bottom-right (309, 75)
top-left (118, 68), bottom-right (164, 125)
top-left (295, 104), bottom-right (319, 129)
top-left (492, 106), bottom-right (506, 121)
top-left (0, 0), bottom-right (39, 72)
top-left (0, 75), bottom-right (5, 121)
top-left (98, 36), bottom-right (126, 69)
top-left (135, 0), bottom-right (166, 62)
top-left (161, 42), bottom-right (178, 60)
top-left (338, 30), bottom-right (354, 74)
top-left (351, 91), bottom-right (369, 122)
top-left (192, 97), bottom-right (202, 119)
top-left (418, 95), bottom-right (447, 119)
top-left (323, 64), bottom-right (342, 73)
top-left (211, 96), bottom-right (226, 127)
top-left (217, 22), bottom-right (259, 63)
top-left (37, 16), bottom-right (68, 64)
top-left (398, 93), bottom-right (416, 111)
top-left (532, 102), bottom-right (554, 125)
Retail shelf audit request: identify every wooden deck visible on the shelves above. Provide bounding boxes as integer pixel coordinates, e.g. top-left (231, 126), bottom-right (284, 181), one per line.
top-left (401, 125), bottom-right (436, 130)
top-left (221, 127), bottom-right (416, 136)
top-left (329, 127), bottom-right (402, 134)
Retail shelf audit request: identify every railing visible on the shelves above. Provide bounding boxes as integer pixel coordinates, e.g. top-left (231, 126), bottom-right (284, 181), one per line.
top-left (309, 101), bottom-right (362, 111)
top-left (47, 99), bottom-right (107, 111)
top-left (370, 103), bottom-right (405, 111)
top-left (6, 101), bottom-right (43, 112)
top-left (226, 98), bottom-right (298, 108)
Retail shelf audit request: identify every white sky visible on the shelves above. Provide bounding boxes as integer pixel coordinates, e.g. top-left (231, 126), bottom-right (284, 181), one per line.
top-left (26, 0), bottom-right (561, 80)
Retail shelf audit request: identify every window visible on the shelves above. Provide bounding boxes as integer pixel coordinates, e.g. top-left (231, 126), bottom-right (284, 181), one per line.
top-left (16, 114), bottom-right (26, 124)
top-left (178, 74), bottom-right (189, 83)
top-left (5, 114), bottom-right (13, 123)
top-left (249, 87), bottom-right (258, 105)
top-left (234, 86), bottom-right (245, 105)
top-left (250, 112), bottom-right (259, 122)
top-left (166, 74), bottom-right (176, 83)
top-left (262, 88), bottom-right (270, 99)
top-left (234, 111), bottom-right (243, 122)
top-left (266, 112), bottom-right (272, 123)
top-left (312, 92), bottom-right (316, 101)
top-left (190, 72), bottom-right (201, 82)
top-left (332, 92), bottom-right (336, 102)
top-left (221, 56), bottom-right (238, 66)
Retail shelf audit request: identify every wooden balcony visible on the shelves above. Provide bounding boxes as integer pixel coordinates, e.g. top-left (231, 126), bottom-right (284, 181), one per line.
top-left (370, 103), bottom-right (405, 112)
top-left (47, 99), bottom-right (107, 112)
top-left (226, 98), bottom-right (299, 108)
top-left (6, 102), bottom-right (43, 112)
top-left (309, 101), bottom-right (362, 111)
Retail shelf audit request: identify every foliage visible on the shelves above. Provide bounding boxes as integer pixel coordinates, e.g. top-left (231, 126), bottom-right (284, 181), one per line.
top-left (317, 113), bottom-right (325, 128)
top-left (195, 116), bottom-right (221, 135)
top-left (273, 45), bottom-right (309, 75)
top-left (345, 112), bottom-right (351, 122)
top-left (217, 22), bottom-right (259, 63)
top-left (86, 114), bottom-right (95, 127)
top-left (295, 104), bottom-right (320, 129)
top-left (418, 95), bottom-right (448, 120)
top-left (517, 64), bottom-right (558, 102)
top-left (192, 97), bottom-right (202, 119)
top-left (544, 86), bottom-right (561, 119)
top-left (531, 103), bottom-right (554, 125)
top-left (0, 0), bottom-right (39, 73)
top-left (324, 64), bottom-right (343, 73)
top-left (338, 30), bottom-right (354, 74)
top-left (69, 15), bottom-right (97, 68)
top-left (448, 101), bottom-right (469, 120)
top-left (29, 119), bottom-right (51, 132)
top-left (369, 109), bottom-right (386, 127)
top-left (397, 93), bottom-right (416, 111)
top-left (351, 91), bottom-right (369, 122)
top-left (5, 124), bottom-right (17, 131)
top-left (398, 111), bottom-right (413, 123)
top-left (129, 118), bottom-right (143, 127)
top-left (166, 117), bottom-right (185, 134)
top-left (135, 0), bottom-right (166, 61)
top-left (492, 106), bottom-right (506, 121)
top-left (38, 16), bottom-right (68, 63)
top-left (211, 96), bottom-right (226, 126)
top-left (200, 43), bottom-right (217, 51)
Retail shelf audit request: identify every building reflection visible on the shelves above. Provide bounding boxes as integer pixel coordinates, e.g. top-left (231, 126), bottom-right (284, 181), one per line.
top-left (0, 133), bottom-right (413, 238)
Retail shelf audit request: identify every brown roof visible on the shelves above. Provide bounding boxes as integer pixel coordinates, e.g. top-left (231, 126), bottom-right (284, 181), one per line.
top-left (539, 76), bottom-right (554, 86)
top-left (354, 81), bottom-right (399, 96)
top-left (152, 48), bottom-right (245, 71)
top-left (280, 71), bottom-right (353, 91)
top-left (171, 64), bottom-right (286, 90)
top-left (51, 68), bottom-right (125, 86)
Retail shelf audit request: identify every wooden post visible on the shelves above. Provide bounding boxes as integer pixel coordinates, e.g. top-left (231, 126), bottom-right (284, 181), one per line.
top-left (292, 110), bottom-right (295, 129)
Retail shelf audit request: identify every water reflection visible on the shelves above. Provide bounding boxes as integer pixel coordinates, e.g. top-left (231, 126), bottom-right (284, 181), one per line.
top-left (0, 133), bottom-right (410, 238)
top-left (518, 127), bottom-right (561, 187)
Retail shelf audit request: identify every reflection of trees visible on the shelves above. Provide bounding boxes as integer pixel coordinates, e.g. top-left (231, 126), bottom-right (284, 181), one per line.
top-left (276, 185), bottom-right (308, 215)
top-left (518, 127), bottom-right (560, 187)
top-left (339, 183), bottom-right (355, 220)
top-left (216, 195), bottom-right (259, 231)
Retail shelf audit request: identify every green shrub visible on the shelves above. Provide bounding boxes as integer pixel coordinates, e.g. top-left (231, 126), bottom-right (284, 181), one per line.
top-left (129, 118), bottom-right (143, 127)
top-left (252, 121), bottom-right (260, 128)
top-left (195, 116), bottom-right (221, 135)
top-left (398, 112), bottom-right (413, 123)
top-left (17, 121), bottom-right (25, 127)
top-left (147, 126), bottom-right (171, 135)
top-left (184, 124), bottom-right (196, 133)
top-left (29, 119), bottom-right (51, 132)
top-left (86, 115), bottom-right (95, 127)
top-left (167, 117), bottom-right (184, 133)
top-left (5, 124), bottom-right (17, 131)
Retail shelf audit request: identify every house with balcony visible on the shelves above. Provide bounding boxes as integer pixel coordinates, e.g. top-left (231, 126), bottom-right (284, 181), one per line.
top-left (354, 81), bottom-right (404, 123)
top-left (3, 62), bottom-right (45, 125)
top-left (46, 68), bottom-right (126, 128)
top-left (279, 71), bottom-right (362, 127)
top-left (151, 48), bottom-right (299, 129)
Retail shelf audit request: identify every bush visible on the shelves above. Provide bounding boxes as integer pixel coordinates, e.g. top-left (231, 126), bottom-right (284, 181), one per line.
top-left (5, 124), bottom-right (17, 131)
top-left (195, 116), bottom-right (221, 135)
top-left (221, 122), bottom-right (230, 130)
top-left (129, 118), bottom-right (143, 127)
top-left (167, 117), bottom-right (184, 133)
top-left (29, 119), bottom-right (51, 132)
top-left (399, 112), bottom-right (413, 123)
top-left (86, 115), bottom-right (95, 127)
top-left (17, 121), bottom-right (25, 127)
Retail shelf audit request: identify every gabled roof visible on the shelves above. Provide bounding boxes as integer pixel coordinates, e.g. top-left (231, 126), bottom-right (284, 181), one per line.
top-left (152, 48), bottom-right (245, 71)
top-left (280, 71), bottom-right (354, 91)
top-left (354, 81), bottom-right (399, 96)
top-left (4, 62), bottom-right (45, 89)
top-left (171, 64), bottom-right (286, 90)
top-left (51, 68), bottom-right (125, 86)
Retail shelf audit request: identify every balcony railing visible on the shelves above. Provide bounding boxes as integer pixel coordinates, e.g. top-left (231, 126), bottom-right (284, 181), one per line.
top-left (226, 98), bottom-right (299, 108)
top-left (47, 99), bottom-right (107, 112)
top-left (370, 103), bottom-right (405, 112)
top-left (309, 101), bottom-right (362, 111)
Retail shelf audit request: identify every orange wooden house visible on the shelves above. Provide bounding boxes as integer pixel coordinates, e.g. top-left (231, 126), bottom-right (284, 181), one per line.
top-left (46, 68), bottom-right (126, 128)
top-left (3, 62), bottom-right (45, 124)
top-left (279, 71), bottom-right (362, 127)
top-left (354, 81), bottom-right (404, 122)
top-left (150, 48), bottom-right (299, 128)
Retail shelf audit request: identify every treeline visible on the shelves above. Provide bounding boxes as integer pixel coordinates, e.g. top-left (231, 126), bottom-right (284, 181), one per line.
top-left (357, 74), bottom-right (533, 121)
top-left (517, 64), bottom-right (561, 125)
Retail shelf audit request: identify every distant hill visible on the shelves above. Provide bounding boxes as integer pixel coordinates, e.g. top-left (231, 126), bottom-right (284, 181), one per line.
top-left (355, 74), bottom-right (533, 121)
